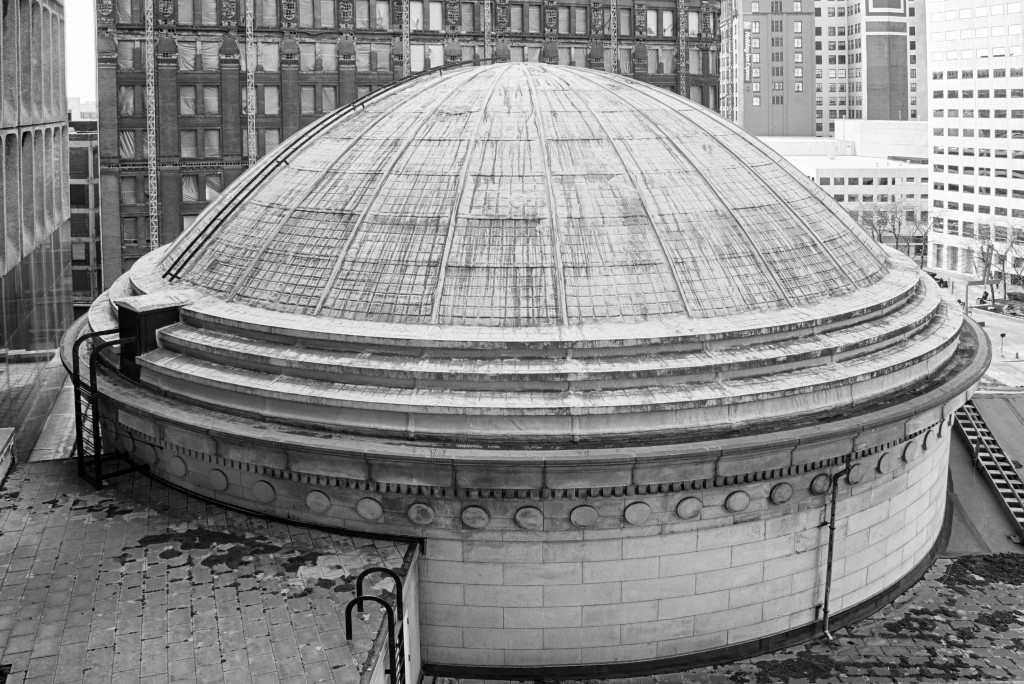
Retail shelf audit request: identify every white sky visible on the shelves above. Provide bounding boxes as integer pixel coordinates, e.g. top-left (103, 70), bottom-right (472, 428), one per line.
top-left (65, 0), bottom-right (97, 102)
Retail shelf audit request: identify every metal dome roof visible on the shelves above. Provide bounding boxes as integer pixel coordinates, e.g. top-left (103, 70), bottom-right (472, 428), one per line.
top-left (159, 63), bottom-right (890, 329)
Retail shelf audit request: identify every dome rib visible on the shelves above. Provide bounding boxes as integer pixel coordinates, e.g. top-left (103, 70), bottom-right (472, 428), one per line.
top-left (159, 63), bottom-right (894, 327)
top-left (312, 67), bottom-right (484, 317)
top-left (430, 65), bottom-right (515, 324)
top-left (522, 66), bottom-right (571, 325)
top-left (222, 79), bottom-right (438, 303)
top-left (566, 67), bottom-right (796, 308)
top-left (612, 75), bottom-right (860, 292)
top-left (557, 68), bottom-right (692, 317)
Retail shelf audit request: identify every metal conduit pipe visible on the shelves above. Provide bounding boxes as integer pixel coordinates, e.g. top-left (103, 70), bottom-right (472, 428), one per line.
top-left (821, 452), bottom-right (853, 642)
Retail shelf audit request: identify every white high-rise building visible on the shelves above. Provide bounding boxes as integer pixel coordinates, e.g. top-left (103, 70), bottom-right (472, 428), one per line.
top-left (926, 0), bottom-right (1024, 288)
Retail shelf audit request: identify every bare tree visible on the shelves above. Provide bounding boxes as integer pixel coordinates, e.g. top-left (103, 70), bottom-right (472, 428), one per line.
top-left (855, 196), bottom-right (930, 267)
top-left (967, 219), bottom-right (1024, 300)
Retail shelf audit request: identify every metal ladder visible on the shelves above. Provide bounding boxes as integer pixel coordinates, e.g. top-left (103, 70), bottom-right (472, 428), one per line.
top-left (70, 330), bottom-right (148, 489)
top-left (955, 401), bottom-right (1024, 541)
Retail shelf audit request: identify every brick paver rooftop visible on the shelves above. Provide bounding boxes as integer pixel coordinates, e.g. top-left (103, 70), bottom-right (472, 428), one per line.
top-left (0, 461), bottom-right (411, 684)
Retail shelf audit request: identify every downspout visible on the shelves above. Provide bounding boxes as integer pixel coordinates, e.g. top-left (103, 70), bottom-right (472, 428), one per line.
top-left (821, 453), bottom-right (853, 642)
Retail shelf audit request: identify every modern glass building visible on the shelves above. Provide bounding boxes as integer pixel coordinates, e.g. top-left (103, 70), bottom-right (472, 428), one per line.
top-left (0, 0), bottom-right (74, 454)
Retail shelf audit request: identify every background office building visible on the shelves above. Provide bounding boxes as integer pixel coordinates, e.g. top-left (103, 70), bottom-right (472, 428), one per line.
top-left (926, 0), bottom-right (1024, 286)
top-left (720, 0), bottom-right (815, 134)
top-left (763, 120), bottom-right (930, 262)
top-left (70, 122), bottom-right (102, 318)
top-left (96, 0), bottom-right (722, 287)
top-left (721, 0), bottom-right (925, 136)
top-left (0, 0), bottom-right (75, 454)
top-left (814, 0), bottom-right (926, 136)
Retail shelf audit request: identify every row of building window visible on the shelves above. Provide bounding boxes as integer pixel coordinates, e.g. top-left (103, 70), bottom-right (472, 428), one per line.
top-left (932, 199), bottom-right (1024, 213)
top-left (933, 89), bottom-right (1024, 99)
top-left (112, 0), bottom-right (709, 37)
top-left (932, 220), bottom-right (1023, 242)
top-left (932, 110), bottom-right (1024, 119)
top-left (933, 68), bottom-right (1024, 80)
top-left (819, 177), bottom-right (925, 186)
top-left (933, 147), bottom-right (1024, 157)
top-left (934, 128), bottom-right (1024, 138)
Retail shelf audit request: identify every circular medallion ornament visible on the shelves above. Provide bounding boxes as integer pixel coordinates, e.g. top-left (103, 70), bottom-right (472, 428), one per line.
top-left (624, 502), bottom-right (652, 525)
top-left (514, 506), bottom-right (544, 530)
top-left (252, 480), bottom-right (276, 503)
top-left (570, 505), bottom-right (600, 528)
top-left (407, 503), bottom-right (435, 526)
top-left (355, 497), bottom-right (383, 520)
top-left (461, 506), bottom-right (490, 529)
top-left (306, 490), bottom-right (332, 514)
top-left (846, 463), bottom-right (864, 485)
top-left (136, 442), bottom-right (157, 465)
top-left (877, 451), bottom-right (896, 474)
top-left (207, 468), bottom-right (229, 492)
top-left (167, 456), bottom-right (187, 478)
top-left (810, 473), bottom-right (832, 496)
top-left (770, 482), bottom-right (794, 505)
top-left (675, 497), bottom-right (702, 519)
top-left (902, 440), bottom-right (921, 462)
top-left (725, 490), bottom-right (750, 513)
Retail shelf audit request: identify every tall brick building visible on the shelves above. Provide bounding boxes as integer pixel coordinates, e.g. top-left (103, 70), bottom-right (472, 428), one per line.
top-left (95, 0), bottom-right (722, 287)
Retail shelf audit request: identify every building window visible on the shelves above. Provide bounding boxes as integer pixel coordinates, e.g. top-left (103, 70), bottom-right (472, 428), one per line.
top-left (178, 40), bottom-right (220, 71)
top-left (263, 86), bottom-right (281, 116)
top-left (299, 42), bottom-right (339, 72)
top-left (117, 41), bottom-right (140, 70)
top-left (120, 176), bottom-right (148, 205)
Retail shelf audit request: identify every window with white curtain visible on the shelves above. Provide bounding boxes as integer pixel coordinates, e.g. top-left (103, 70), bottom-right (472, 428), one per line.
top-left (461, 3), bottom-right (474, 32)
top-left (199, 41), bottom-right (220, 70)
top-left (117, 41), bottom-right (137, 70)
top-left (662, 10), bottom-right (674, 36)
top-left (572, 47), bottom-right (587, 66)
top-left (259, 0), bottom-right (278, 25)
top-left (203, 86), bottom-right (220, 115)
top-left (689, 48), bottom-right (701, 74)
top-left (377, 1), bottom-right (391, 29)
top-left (373, 44), bottom-right (390, 71)
top-left (258, 43), bottom-right (280, 71)
top-left (178, 41), bottom-right (197, 70)
top-left (183, 215), bottom-right (199, 231)
top-left (356, 45), bottom-right (371, 71)
top-left (411, 44), bottom-right (426, 71)
top-left (301, 86), bottom-right (317, 114)
top-left (619, 47), bottom-right (632, 73)
top-left (557, 47), bottom-right (571, 64)
top-left (116, 0), bottom-right (133, 23)
top-left (204, 130), bottom-right (221, 157)
top-left (118, 86), bottom-right (136, 116)
top-left (181, 175), bottom-right (200, 203)
top-left (427, 44), bottom-right (443, 67)
top-left (321, 43), bottom-right (338, 71)
top-left (120, 176), bottom-right (146, 204)
top-left (618, 8), bottom-right (630, 35)
top-left (574, 7), bottom-right (586, 33)
top-left (411, 1), bottom-right (424, 29)
top-left (357, 86), bottom-right (372, 99)
top-left (263, 129), bottom-right (281, 154)
top-left (510, 46), bottom-right (524, 61)
top-left (322, 86), bottom-right (337, 111)
top-left (206, 174), bottom-right (222, 200)
top-left (511, 5), bottom-right (522, 31)
top-left (646, 9), bottom-right (657, 36)
top-left (357, 0), bottom-right (370, 27)
top-left (300, 43), bottom-right (317, 71)
top-left (429, 1), bottom-right (442, 30)
top-left (558, 7), bottom-right (569, 33)
top-left (320, 0), bottom-right (336, 26)
top-left (527, 45), bottom-right (540, 61)
top-left (178, 0), bottom-right (194, 23)
top-left (179, 86), bottom-right (197, 116)
top-left (263, 86), bottom-right (281, 115)
top-left (299, 0), bottom-right (315, 25)
top-left (528, 5), bottom-right (541, 32)
top-left (200, 0), bottom-right (218, 24)
top-left (180, 131), bottom-right (198, 158)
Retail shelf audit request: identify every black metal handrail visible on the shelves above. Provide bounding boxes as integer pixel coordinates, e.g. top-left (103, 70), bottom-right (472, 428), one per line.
top-left (163, 56), bottom-right (504, 283)
top-left (345, 595), bottom-right (397, 682)
top-left (356, 566), bottom-right (404, 620)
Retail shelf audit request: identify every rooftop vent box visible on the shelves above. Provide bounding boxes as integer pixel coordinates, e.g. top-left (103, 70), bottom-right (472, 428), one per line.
top-left (115, 292), bottom-right (192, 381)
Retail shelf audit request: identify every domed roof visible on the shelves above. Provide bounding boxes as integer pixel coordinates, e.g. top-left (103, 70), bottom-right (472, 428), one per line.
top-left (160, 63), bottom-right (890, 329)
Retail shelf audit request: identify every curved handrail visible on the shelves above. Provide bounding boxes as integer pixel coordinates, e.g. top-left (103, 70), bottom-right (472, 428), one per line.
top-left (344, 595), bottom-right (396, 680)
top-left (162, 56), bottom-right (505, 283)
top-left (356, 567), bottom-right (403, 621)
